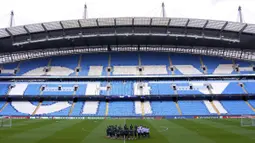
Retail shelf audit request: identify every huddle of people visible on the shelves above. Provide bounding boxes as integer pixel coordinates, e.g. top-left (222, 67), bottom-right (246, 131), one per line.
top-left (106, 124), bottom-right (150, 140)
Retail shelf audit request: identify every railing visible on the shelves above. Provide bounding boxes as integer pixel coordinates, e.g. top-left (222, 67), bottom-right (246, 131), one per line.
top-left (0, 46), bottom-right (255, 64)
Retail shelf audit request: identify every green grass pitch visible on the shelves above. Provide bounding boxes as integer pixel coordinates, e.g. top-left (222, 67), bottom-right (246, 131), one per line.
top-left (0, 119), bottom-right (255, 143)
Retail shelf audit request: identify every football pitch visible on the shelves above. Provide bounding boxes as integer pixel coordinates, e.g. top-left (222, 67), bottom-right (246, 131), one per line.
top-left (0, 119), bottom-right (255, 143)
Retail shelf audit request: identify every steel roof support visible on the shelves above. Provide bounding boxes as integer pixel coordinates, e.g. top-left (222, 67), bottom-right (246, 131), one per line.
top-left (149, 18), bottom-right (152, 34)
top-left (41, 23), bottom-right (49, 40)
top-left (238, 24), bottom-right (248, 39)
top-left (5, 29), bottom-right (14, 44)
top-left (114, 19), bottom-right (118, 47)
top-left (131, 18), bottom-right (135, 46)
top-left (219, 22), bottom-right (228, 38)
top-left (166, 19), bottom-right (171, 33)
top-left (24, 26), bottom-right (31, 42)
top-left (96, 19), bottom-right (103, 47)
top-left (77, 20), bottom-right (83, 37)
top-left (184, 19), bottom-right (190, 36)
top-left (202, 20), bottom-right (209, 36)
top-left (59, 21), bottom-right (65, 37)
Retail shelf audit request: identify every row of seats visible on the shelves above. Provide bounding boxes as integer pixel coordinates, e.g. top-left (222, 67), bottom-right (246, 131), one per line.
top-left (0, 81), bottom-right (254, 96)
top-left (1, 53), bottom-right (254, 76)
top-left (1, 100), bottom-right (255, 116)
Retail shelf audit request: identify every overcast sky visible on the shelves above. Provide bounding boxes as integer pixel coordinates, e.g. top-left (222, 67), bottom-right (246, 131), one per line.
top-left (0, 0), bottom-right (255, 28)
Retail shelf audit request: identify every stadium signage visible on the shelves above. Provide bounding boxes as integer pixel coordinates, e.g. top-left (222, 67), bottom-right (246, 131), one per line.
top-left (110, 117), bottom-right (142, 119)
top-left (194, 116), bottom-right (221, 119)
top-left (8, 116), bottom-right (30, 119)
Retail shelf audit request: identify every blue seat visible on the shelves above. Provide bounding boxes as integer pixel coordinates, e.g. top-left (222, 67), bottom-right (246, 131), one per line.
top-left (149, 83), bottom-right (174, 95)
top-left (249, 100), bottom-right (255, 108)
top-left (0, 84), bottom-right (9, 95)
top-left (178, 101), bottom-right (209, 115)
top-left (221, 101), bottom-right (254, 115)
top-left (17, 58), bottom-right (49, 75)
top-left (96, 102), bottom-right (106, 116)
top-left (151, 101), bottom-right (179, 116)
top-left (111, 53), bottom-right (139, 66)
top-left (222, 82), bottom-right (244, 94)
top-left (244, 82), bottom-right (255, 94)
top-left (108, 102), bottom-right (135, 116)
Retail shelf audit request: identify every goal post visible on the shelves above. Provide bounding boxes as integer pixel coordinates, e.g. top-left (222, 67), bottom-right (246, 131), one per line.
top-left (240, 115), bottom-right (255, 127)
top-left (0, 116), bottom-right (12, 128)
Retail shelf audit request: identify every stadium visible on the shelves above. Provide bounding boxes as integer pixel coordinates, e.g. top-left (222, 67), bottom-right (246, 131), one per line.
top-left (0, 1), bottom-right (255, 143)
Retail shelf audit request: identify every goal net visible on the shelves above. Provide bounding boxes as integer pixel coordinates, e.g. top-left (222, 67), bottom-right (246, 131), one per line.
top-left (240, 115), bottom-right (255, 127)
top-left (0, 116), bottom-right (12, 128)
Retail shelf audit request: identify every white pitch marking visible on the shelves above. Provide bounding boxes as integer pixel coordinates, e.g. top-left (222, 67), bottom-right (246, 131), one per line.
top-left (158, 126), bottom-right (168, 132)
top-left (124, 119), bottom-right (126, 143)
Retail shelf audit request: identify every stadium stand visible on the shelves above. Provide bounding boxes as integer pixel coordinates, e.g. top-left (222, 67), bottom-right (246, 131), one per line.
top-left (1, 52), bottom-right (254, 77)
top-left (0, 52), bottom-right (255, 117)
top-left (1, 16), bottom-right (255, 120)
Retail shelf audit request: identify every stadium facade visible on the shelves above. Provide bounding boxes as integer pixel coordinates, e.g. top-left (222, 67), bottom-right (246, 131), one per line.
top-left (0, 17), bottom-right (255, 119)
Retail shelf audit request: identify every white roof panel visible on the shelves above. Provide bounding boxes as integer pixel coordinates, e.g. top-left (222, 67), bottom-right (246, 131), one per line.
top-left (206, 20), bottom-right (226, 30)
top-left (225, 22), bottom-right (246, 32)
top-left (134, 17), bottom-right (151, 25)
top-left (43, 22), bottom-right (62, 30)
top-left (79, 19), bottom-right (97, 27)
top-left (98, 18), bottom-right (115, 26)
top-left (170, 18), bottom-right (188, 27)
top-left (188, 19), bottom-right (206, 28)
top-left (0, 29), bottom-right (10, 38)
top-left (7, 26), bottom-right (27, 35)
top-left (62, 20), bottom-right (80, 29)
top-left (243, 24), bottom-right (255, 34)
top-left (25, 24), bottom-right (44, 33)
top-left (151, 18), bottom-right (169, 26)
top-left (116, 17), bottom-right (133, 26)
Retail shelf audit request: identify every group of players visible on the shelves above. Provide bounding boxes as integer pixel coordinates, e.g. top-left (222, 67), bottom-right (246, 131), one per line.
top-left (106, 124), bottom-right (150, 140)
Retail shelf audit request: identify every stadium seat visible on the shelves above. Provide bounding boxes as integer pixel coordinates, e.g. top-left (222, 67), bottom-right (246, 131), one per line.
top-left (221, 100), bottom-right (255, 115)
top-left (0, 84), bottom-right (10, 95)
top-left (150, 101), bottom-right (179, 116)
top-left (178, 101), bottom-right (210, 115)
top-left (108, 101), bottom-right (135, 116)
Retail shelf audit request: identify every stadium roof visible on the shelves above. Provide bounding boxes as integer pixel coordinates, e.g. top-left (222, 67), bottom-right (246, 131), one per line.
top-left (0, 17), bottom-right (255, 63)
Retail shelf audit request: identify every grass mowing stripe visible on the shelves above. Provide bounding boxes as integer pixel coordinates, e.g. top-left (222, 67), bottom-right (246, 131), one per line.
top-left (185, 119), bottom-right (255, 142)
top-left (0, 119), bottom-right (56, 139)
top-left (12, 119), bottom-right (49, 126)
top-left (193, 119), bottom-right (255, 140)
top-left (162, 120), bottom-right (215, 143)
top-left (36, 120), bottom-right (103, 143)
top-left (125, 119), bottom-right (169, 143)
top-left (80, 119), bottom-right (123, 143)
top-left (209, 119), bottom-right (255, 130)
top-left (0, 120), bottom-right (83, 143)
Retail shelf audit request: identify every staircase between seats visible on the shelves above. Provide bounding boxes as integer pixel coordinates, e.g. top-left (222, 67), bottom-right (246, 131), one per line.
top-left (245, 101), bottom-right (255, 112)
top-left (32, 102), bottom-right (42, 115)
top-left (168, 54), bottom-right (174, 75)
top-left (68, 102), bottom-right (76, 116)
top-left (175, 101), bottom-right (182, 115)
top-left (141, 102), bottom-right (145, 116)
top-left (210, 101), bottom-right (220, 115)
top-left (0, 102), bottom-right (9, 112)
top-left (199, 56), bottom-right (207, 74)
top-left (105, 102), bottom-right (109, 116)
